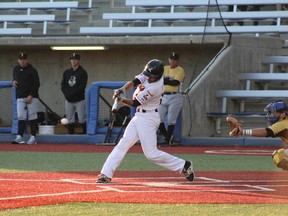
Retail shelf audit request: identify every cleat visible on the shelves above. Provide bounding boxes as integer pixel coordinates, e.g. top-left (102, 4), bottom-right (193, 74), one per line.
top-left (186, 171), bottom-right (195, 181)
top-left (96, 174), bottom-right (111, 183)
top-left (181, 160), bottom-right (195, 182)
top-left (12, 135), bottom-right (25, 144)
top-left (26, 135), bottom-right (37, 145)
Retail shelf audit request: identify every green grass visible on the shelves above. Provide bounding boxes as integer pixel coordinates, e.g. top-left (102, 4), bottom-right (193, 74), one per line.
top-left (0, 150), bottom-right (282, 215)
top-left (1, 203), bottom-right (288, 216)
top-left (0, 151), bottom-right (279, 172)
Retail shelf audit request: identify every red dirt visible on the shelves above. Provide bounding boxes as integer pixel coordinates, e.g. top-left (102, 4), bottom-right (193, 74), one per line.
top-left (0, 171), bottom-right (287, 210)
top-left (0, 143), bottom-right (287, 209)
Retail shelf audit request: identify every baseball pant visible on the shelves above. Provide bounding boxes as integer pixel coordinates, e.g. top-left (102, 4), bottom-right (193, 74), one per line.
top-left (158, 94), bottom-right (183, 125)
top-left (100, 112), bottom-right (185, 179)
top-left (65, 99), bottom-right (86, 123)
top-left (17, 98), bottom-right (39, 121)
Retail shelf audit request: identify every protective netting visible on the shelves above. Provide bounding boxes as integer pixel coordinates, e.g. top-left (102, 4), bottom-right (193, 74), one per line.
top-left (0, 86), bottom-right (13, 128)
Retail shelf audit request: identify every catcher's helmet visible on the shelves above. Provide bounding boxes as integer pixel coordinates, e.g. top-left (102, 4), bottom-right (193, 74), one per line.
top-left (264, 100), bottom-right (288, 125)
top-left (143, 59), bottom-right (164, 81)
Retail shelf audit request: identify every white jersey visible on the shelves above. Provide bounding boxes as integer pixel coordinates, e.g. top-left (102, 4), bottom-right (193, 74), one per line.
top-left (133, 73), bottom-right (164, 111)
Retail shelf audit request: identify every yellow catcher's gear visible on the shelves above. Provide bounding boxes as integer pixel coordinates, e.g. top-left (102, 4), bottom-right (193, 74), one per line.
top-left (272, 148), bottom-right (288, 171)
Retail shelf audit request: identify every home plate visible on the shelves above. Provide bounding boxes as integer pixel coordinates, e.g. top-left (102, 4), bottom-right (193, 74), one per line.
top-left (144, 182), bottom-right (179, 187)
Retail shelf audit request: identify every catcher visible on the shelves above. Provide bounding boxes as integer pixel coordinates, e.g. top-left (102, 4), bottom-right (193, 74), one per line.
top-left (226, 100), bottom-right (288, 171)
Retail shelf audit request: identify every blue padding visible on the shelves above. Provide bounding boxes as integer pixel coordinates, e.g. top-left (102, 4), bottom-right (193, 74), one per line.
top-left (86, 81), bottom-right (128, 135)
top-left (0, 81), bottom-right (13, 87)
top-left (0, 128), bottom-right (12, 133)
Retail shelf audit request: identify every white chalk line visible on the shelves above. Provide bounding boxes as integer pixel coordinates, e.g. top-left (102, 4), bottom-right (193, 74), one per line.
top-left (0, 175), bottom-right (286, 201)
top-left (205, 149), bottom-right (274, 155)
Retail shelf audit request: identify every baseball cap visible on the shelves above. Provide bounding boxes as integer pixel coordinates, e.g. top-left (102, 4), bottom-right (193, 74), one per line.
top-left (18, 52), bottom-right (28, 59)
top-left (70, 52), bottom-right (80, 60)
top-left (169, 52), bottom-right (179, 60)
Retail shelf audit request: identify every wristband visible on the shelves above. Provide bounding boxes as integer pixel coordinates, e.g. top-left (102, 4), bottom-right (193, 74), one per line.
top-left (243, 129), bottom-right (253, 136)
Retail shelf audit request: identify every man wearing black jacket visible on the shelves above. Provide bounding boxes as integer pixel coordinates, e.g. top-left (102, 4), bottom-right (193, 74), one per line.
top-left (61, 53), bottom-right (88, 134)
top-left (12, 52), bottom-right (40, 144)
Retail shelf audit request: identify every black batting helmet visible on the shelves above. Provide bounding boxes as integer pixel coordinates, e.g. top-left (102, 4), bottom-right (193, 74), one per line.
top-left (143, 59), bottom-right (164, 81)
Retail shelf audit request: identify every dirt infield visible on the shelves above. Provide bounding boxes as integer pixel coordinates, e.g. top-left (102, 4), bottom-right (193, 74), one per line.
top-left (0, 171), bottom-right (288, 210)
top-left (0, 143), bottom-right (287, 210)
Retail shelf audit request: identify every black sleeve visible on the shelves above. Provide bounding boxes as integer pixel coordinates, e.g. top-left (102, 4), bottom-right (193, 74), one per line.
top-left (265, 128), bottom-right (275, 137)
top-left (132, 78), bottom-right (141, 86)
top-left (164, 78), bottom-right (180, 86)
top-left (131, 99), bottom-right (141, 107)
top-left (28, 66), bottom-right (40, 98)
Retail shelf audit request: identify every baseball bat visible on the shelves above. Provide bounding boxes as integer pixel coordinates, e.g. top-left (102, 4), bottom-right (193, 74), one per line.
top-left (38, 98), bottom-right (62, 121)
top-left (104, 112), bottom-right (116, 143)
top-left (111, 98), bottom-right (119, 113)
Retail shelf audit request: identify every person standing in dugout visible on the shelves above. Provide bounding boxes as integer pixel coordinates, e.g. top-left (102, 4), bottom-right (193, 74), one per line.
top-left (12, 52), bottom-right (40, 145)
top-left (158, 52), bottom-right (185, 146)
top-left (96, 59), bottom-right (194, 183)
top-left (61, 53), bottom-right (88, 134)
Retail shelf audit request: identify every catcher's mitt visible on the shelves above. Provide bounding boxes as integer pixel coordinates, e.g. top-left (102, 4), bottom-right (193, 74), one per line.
top-left (272, 148), bottom-right (288, 171)
top-left (226, 116), bottom-right (242, 137)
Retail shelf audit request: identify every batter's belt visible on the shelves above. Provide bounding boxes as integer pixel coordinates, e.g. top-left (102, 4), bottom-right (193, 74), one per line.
top-left (164, 92), bottom-right (178, 95)
top-left (136, 108), bottom-right (158, 113)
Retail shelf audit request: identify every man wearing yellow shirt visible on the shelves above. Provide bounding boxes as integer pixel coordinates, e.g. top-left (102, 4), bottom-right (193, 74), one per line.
top-left (158, 52), bottom-right (185, 146)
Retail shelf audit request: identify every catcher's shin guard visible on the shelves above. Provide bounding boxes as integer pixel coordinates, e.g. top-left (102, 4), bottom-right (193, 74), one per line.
top-left (67, 123), bottom-right (75, 134)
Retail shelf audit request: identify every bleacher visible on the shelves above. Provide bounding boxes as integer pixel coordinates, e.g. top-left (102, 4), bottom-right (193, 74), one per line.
top-left (0, 0), bottom-right (287, 36)
top-left (0, 14), bottom-right (55, 35)
top-left (207, 55), bottom-right (288, 134)
top-left (0, 0), bottom-right (81, 35)
top-left (80, 0), bottom-right (288, 36)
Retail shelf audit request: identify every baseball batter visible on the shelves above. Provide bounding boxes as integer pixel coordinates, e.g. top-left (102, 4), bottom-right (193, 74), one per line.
top-left (96, 59), bottom-right (195, 183)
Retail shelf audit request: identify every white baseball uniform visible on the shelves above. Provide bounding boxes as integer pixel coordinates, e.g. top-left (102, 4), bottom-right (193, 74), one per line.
top-left (100, 73), bottom-right (186, 179)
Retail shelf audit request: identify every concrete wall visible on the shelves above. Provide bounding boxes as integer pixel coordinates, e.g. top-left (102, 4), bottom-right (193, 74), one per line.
top-left (183, 35), bottom-right (284, 138)
top-left (0, 35), bottom-right (284, 137)
top-left (0, 36), bottom-right (223, 118)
